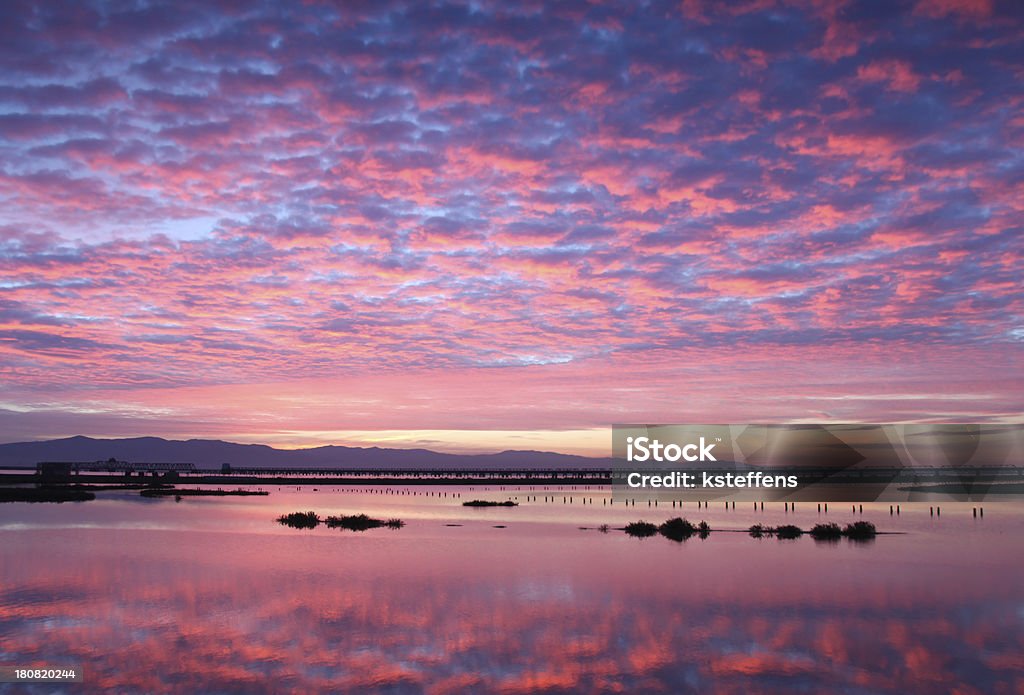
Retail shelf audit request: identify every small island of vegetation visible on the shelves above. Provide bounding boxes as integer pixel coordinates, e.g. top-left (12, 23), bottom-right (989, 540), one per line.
top-left (0, 487), bottom-right (96, 503)
top-left (657, 517), bottom-right (711, 541)
top-left (623, 521), bottom-right (658, 537)
top-left (624, 518), bottom-right (712, 540)
top-left (809, 522), bottom-right (843, 540)
top-left (277, 511), bottom-right (321, 528)
top-left (463, 500), bottom-right (518, 507)
top-left (141, 488), bottom-right (269, 498)
top-left (276, 511), bottom-right (405, 531)
top-left (842, 521), bottom-right (878, 539)
top-left (324, 514), bottom-right (404, 531)
top-left (750, 521), bottom-right (878, 541)
top-left (775, 524), bottom-right (804, 539)
top-left (747, 524), bottom-right (805, 539)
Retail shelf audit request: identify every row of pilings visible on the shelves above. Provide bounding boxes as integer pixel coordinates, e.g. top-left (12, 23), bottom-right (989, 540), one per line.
top-left (291, 485), bottom-right (988, 517)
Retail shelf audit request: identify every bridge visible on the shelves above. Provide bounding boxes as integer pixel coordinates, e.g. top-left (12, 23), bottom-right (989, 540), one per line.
top-left (36, 458), bottom-right (198, 478)
top-left (23, 461), bottom-right (1023, 485)
top-left (212, 466), bottom-right (612, 480)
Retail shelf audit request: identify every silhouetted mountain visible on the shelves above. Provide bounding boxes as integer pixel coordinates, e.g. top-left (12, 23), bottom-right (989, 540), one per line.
top-left (0, 436), bottom-right (614, 470)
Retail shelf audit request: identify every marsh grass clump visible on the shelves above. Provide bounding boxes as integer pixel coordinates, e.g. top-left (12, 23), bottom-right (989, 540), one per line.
top-left (843, 521), bottom-right (877, 540)
top-left (325, 514), bottom-right (374, 530)
top-left (656, 518), bottom-right (712, 541)
top-left (749, 523), bottom-right (772, 538)
top-left (463, 500), bottom-right (518, 507)
top-left (323, 514), bottom-right (406, 531)
top-left (658, 517), bottom-right (696, 541)
top-left (774, 524), bottom-right (803, 539)
top-left (810, 522), bottom-right (843, 540)
top-left (598, 524), bottom-right (610, 533)
top-left (277, 511), bottom-right (320, 529)
top-left (624, 521), bottom-right (658, 538)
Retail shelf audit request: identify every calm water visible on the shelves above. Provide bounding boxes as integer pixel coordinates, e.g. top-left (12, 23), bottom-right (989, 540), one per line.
top-left (1, 486), bottom-right (1023, 694)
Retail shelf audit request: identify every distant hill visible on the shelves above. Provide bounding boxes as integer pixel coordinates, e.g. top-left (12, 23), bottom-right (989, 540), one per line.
top-left (0, 435), bottom-right (614, 470)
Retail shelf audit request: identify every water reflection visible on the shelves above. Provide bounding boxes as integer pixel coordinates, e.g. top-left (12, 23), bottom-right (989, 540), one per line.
top-left (1, 495), bottom-right (1023, 694)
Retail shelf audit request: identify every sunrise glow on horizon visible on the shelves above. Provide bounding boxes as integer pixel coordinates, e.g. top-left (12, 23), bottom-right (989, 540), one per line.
top-left (1, 1), bottom-right (1022, 455)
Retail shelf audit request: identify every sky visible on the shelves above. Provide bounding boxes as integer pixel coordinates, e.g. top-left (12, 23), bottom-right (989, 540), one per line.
top-left (0, 0), bottom-right (1022, 455)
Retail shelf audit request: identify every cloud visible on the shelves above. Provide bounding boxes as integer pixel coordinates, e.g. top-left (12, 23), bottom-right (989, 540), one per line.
top-left (0, 1), bottom-right (1020, 445)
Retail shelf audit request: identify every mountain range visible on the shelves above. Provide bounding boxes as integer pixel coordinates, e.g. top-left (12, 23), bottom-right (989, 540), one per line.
top-left (0, 436), bottom-right (613, 470)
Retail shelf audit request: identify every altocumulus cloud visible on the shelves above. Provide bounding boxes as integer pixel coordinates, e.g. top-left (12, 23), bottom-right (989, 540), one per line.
top-left (0, 0), bottom-right (1021, 442)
